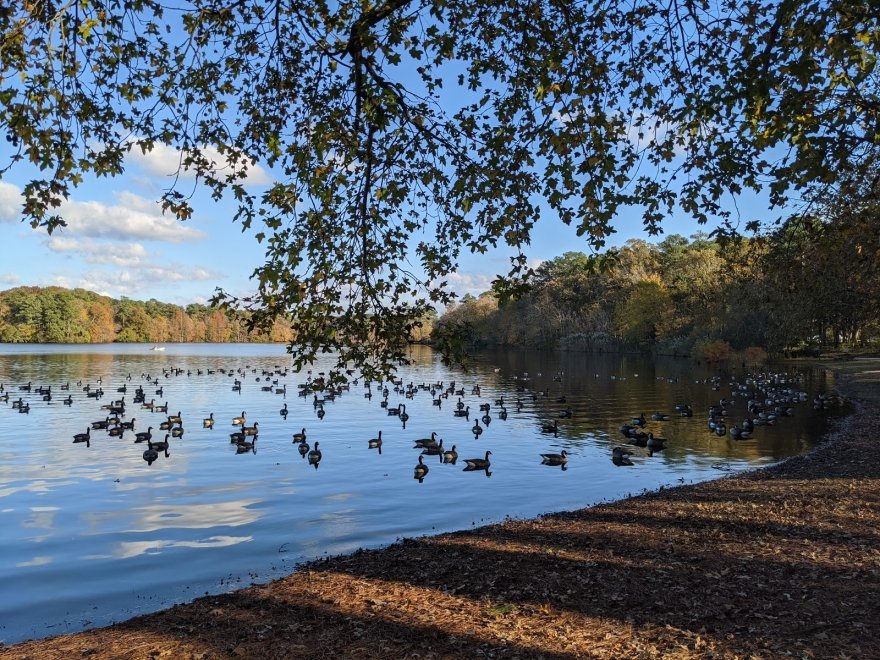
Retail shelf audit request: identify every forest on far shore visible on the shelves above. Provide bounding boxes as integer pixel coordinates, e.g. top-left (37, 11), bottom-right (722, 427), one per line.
top-left (0, 286), bottom-right (295, 344)
top-left (2, 227), bottom-right (877, 359)
top-left (434, 229), bottom-right (879, 360)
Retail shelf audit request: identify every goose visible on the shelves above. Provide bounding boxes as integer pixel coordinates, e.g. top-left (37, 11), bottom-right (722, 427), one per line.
top-left (463, 450), bottom-right (491, 470)
top-left (92, 417), bottom-right (111, 430)
top-left (541, 419), bottom-right (558, 434)
top-left (142, 398), bottom-right (155, 410)
top-left (612, 446), bottom-right (634, 459)
top-left (421, 439), bottom-right (444, 456)
top-left (399, 404), bottom-right (409, 422)
top-left (472, 420), bottom-right (483, 437)
top-left (297, 439), bottom-right (310, 457)
top-left (168, 411), bottom-right (182, 425)
top-left (121, 417), bottom-right (136, 430)
top-left (316, 405), bottom-right (325, 419)
top-left (479, 402), bottom-right (490, 412)
top-left (203, 413), bottom-right (215, 428)
top-left (498, 406), bottom-right (508, 420)
top-left (413, 455), bottom-right (429, 481)
top-left (293, 427), bottom-right (307, 443)
top-left (651, 412), bottom-right (671, 421)
top-left (149, 434), bottom-right (170, 452)
top-left (308, 441), bottom-right (322, 466)
top-left (646, 433), bottom-right (666, 450)
top-left (159, 418), bottom-right (174, 430)
top-left (442, 445), bottom-right (458, 464)
top-left (232, 411), bottom-right (246, 425)
top-left (108, 426), bottom-right (125, 438)
top-left (73, 428), bottom-right (91, 446)
top-left (230, 428), bottom-right (246, 443)
top-left (153, 401), bottom-right (168, 413)
top-left (541, 450), bottom-right (568, 465)
top-left (134, 427), bottom-right (153, 443)
top-left (368, 431), bottom-right (383, 449)
top-left (481, 411), bottom-right (491, 425)
top-left (453, 406), bottom-right (470, 418)
top-left (558, 407), bottom-right (573, 419)
top-left (280, 403), bottom-right (288, 416)
top-left (171, 426), bottom-right (184, 438)
top-left (631, 413), bottom-right (646, 426)
top-left (62, 395), bottom-right (73, 405)
top-left (236, 435), bottom-right (257, 453)
top-left (243, 422), bottom-right (259, 436)
top-left (414, 432), bottom-right (440, 449)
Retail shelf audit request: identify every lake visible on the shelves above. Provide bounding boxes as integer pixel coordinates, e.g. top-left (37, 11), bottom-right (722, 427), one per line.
top-left (0, 343), bottom-right (837, 643)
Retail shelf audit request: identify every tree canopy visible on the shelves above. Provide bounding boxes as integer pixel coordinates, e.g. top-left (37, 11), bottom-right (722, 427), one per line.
top-left (1, 0), bottom-right (877, 380)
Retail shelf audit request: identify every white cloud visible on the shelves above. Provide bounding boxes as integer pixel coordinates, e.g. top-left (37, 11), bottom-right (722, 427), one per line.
top-left (445, 271), bottom-right (495, 297)
top-left (138, 265), bottom-right (217, 283)
top-left (0, 182), bottom-right (205, 242)
top-left (0, 273), bottom-right (21, 287)
top-left (622, 111), bottom-right (690, 158)
top-left (0, 181), bottom-right (22, 222)
top-left (72, 264), bottom-right (221, 299)
top-left (45, 237), bottom-right (150, 267)
top-left (128, 141), bottom-right (271, 186)
top-left (59, 193), bottom-right (206, 243)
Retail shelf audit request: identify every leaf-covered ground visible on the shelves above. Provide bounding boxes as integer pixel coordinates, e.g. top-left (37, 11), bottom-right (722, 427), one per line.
top-left (4, 362), bottom-right (879, 659)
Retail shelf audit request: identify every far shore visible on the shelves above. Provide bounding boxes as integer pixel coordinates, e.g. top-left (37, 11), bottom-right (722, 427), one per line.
top-left (2, 358), bottom-right (879, 659)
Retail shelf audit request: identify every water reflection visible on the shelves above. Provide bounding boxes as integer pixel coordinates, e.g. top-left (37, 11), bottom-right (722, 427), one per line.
top-left (88, 535), bottom-right (253, 560)
top-left (16, 555), bottom-right (52, 568)
top-left (78, 499), bottom-right (263, 535)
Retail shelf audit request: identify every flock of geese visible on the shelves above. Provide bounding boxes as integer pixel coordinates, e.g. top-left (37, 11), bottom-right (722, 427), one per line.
top-left (1, 362), bottom-right (837, 478)
top-left (609, 371), bottom-right (838, 466)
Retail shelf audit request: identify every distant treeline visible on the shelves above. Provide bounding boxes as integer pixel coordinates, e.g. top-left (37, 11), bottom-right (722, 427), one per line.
top-left (0, 287), bottom-right (293, 343)
top-left (436, 231), bottom-right (880, 358)
top-left (4, 224), bottom-right (877, 355)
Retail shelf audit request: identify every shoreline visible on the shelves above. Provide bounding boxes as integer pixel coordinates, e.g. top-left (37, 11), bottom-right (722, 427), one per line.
top-left (3, 360), bottom-right (878, 659)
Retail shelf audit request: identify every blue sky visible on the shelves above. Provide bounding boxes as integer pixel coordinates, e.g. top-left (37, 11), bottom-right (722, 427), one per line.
top-left (0, 141), bottom-right (765, 307)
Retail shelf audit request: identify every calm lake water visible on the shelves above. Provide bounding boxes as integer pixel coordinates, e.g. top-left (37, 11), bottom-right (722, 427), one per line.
top-left (0, 343), bottom-right (837, 643)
